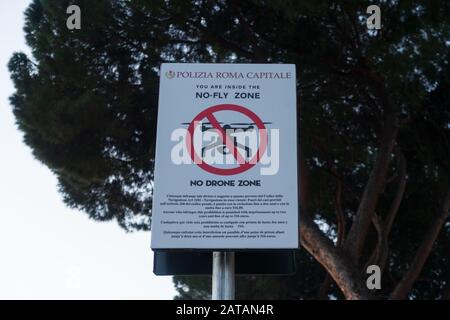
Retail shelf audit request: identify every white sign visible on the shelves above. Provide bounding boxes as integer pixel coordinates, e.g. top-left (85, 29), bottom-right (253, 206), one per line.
top-left (151, 63), bottom-right (298, 249)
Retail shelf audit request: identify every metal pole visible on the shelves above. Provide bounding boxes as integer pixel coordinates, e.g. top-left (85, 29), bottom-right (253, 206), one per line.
top-left (212, 251), bottom-right (235, 300)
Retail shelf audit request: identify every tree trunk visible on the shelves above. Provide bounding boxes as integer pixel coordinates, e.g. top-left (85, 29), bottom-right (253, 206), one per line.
top-left (298, 147), bottom-right (372, 299)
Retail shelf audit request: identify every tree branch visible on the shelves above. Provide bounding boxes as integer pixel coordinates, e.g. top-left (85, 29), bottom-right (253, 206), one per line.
top-left (385, 148), bottom-right (407, 233)
top-left (441, 235), bottom-right (450, 300)
top-left (390, 187), bottom-right (450, 299)
top-left (318, 178), bottom-right (346, 299)
top-left (344, 112), bottom-right (398, 263)
top-left (335, 179), bottom-right (346, 246)
top-left (366, 147), bottom-right (407, 268)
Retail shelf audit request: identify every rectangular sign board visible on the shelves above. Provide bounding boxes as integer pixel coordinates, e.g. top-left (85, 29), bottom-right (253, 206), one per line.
top-left (151, 63), bottom-right (298, 249)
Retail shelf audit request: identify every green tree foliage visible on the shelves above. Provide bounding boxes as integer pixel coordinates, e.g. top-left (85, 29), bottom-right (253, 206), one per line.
top-left (9, 0), bottom-right (450, 299)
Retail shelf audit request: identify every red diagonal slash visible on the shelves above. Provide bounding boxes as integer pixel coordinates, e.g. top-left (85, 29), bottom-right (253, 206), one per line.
top-left (186, 104), bottom-right (268, 176)
top-left (205, 113), bottom-right (246, 164)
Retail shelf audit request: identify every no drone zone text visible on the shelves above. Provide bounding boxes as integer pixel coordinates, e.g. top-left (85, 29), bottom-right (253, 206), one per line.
top-left (190, 179), bottom-right (261, 186)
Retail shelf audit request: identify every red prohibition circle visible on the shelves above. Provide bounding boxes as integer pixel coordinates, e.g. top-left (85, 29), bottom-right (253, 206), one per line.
top-left (186, 104), bottom-right (268, 176)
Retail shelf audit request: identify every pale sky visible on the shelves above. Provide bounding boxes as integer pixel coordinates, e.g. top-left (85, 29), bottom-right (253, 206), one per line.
top-left (0, 0), bottom-right (175, 300)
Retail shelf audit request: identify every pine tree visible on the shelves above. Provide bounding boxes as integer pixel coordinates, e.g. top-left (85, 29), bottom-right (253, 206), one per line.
top-left (9, 0), bottom-right (450, 299)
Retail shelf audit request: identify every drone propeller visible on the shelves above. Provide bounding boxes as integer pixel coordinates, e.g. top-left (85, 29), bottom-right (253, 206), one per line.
top-left (229, 122), bottom-right (272, 125)
top-left (181, 122), bottom-right (223, 125)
